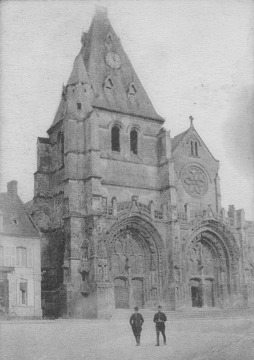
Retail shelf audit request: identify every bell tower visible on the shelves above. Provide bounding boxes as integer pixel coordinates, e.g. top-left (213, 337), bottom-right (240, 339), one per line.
top-left (33, 7), bottom-right (179, 318)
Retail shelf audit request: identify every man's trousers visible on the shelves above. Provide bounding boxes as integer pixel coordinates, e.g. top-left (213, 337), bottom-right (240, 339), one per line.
top-left (156, 325), bottom-right (166, 345)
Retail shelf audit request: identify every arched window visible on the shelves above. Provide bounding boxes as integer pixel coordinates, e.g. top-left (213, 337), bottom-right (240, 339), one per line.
top-left (195, 142), bottom-right (198, 156)
top-left (111, 126), bottom-right (120, 152)
top-left (191, 141), bottom-right (194, 156)
top-left (130, 129), bottom-right (138, 155)
top-left (190, 140), bottom-right (198, 157)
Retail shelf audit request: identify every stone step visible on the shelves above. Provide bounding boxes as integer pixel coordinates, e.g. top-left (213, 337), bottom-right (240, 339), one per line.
top-left (111, 308), bottom-right (254, 321)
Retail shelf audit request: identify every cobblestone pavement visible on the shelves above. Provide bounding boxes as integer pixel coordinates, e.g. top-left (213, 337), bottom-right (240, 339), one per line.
top-left (1, 315), bottom-right (254, 360)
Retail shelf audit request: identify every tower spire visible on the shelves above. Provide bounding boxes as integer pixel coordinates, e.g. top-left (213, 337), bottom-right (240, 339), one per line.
top-left (49, 7), bottom-right (164, 131)
top-left (189, 115), bottom-right (194, 128)
top-left (95, 5), bottom-right (108, 16)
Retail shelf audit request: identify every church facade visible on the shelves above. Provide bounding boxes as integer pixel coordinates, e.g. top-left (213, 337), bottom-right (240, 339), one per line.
top-left (30, 8), bottom-right (254, 318)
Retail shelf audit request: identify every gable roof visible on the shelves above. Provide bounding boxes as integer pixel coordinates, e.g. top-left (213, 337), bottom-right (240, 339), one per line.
top-left (171, 124), bottom-right (218, 162)
top-left (0, 188), bottom-right (40, 238)
top-left (50, 8), bottom-right (164, 129)
top-left (171, 129), bottom-right (189, 152)
top-left (52, 97), bottom-right (67, 128)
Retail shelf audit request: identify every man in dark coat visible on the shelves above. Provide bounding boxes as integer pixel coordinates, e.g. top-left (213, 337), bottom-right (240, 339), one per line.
top-left (153, 305), bottom-right (167, 346)
top-left (129, 306), bottom-right (144, 346)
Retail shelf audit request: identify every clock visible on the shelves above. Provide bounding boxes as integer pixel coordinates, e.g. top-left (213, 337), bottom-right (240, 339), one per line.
top-left (105, 52), bottom-right (121, 69)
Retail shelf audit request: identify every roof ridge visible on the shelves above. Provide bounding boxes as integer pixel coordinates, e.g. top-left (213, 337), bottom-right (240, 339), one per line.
top-left (0, 191), bottom-right (40, 237)
top-left (19, 197), bottom-right (42, 236)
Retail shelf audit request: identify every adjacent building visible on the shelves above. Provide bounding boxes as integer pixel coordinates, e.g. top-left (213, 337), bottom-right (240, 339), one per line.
top-left (0, 181), bottom-right (42, 318)
top-left (29, 7), bottom-right (254, 318)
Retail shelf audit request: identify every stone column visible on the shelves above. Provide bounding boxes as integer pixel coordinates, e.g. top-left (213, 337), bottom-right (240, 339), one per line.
top-left (215, 173), bottom-right (221, 213)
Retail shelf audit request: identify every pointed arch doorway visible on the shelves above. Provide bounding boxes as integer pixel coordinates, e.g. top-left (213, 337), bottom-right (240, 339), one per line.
top-left (106, 216), bottom-right (165, 309)
top-left (187, 222), bottom-right (240, 309)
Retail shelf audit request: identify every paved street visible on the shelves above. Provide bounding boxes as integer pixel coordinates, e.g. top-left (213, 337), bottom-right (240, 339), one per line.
top-left (1, 315), bottom-right (254, 360)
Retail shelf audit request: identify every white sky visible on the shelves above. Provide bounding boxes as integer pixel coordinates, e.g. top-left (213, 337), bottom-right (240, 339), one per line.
top-left (0, 0), bottom-right (254, 219)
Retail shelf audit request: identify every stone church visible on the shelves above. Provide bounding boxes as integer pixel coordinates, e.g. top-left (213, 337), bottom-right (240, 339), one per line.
top-left (30, 7), bottom-right (254, 318)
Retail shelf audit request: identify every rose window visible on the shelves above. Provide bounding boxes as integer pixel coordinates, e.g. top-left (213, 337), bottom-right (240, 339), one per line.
top-left (181, 166), bottom-right (208, 198)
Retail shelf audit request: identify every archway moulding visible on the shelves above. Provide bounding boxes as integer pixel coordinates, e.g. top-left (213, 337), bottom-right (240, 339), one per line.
top-left (105, 214), bottom-right (165, 252)
top-left (113, 207), bottom-right (154, 224)
top-left (104, 215), bottom-right (167, 308)
top-left (186, 219), bottom-right (240, 262)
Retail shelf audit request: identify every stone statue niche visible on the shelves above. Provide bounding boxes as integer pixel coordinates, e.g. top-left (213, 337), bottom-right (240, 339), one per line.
top-left (79, 240), bottom-right (90, 295)
top-left (97, 239), bottom-right (108, 282)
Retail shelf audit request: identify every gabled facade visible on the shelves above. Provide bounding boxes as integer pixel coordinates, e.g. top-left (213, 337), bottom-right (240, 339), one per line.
top-left (171, 119), bottom-right (221, 214)
top-left (0, 181), bottom-right (42, 319)
top-left (30, 7), bottom-right (254, 318)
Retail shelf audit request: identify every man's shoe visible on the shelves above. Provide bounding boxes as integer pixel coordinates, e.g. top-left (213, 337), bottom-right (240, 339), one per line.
top-left (155, 344), bottom-right (159, 346)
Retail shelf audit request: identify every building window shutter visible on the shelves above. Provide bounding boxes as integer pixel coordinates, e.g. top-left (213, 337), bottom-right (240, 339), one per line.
top-left (16, 248), bottom-right (20, 267)
top-left (21, 248), bottom-right (27, 267)
top-left (28, 248), bottom-right (33, 267)
top-left (10, 247), bottom-right (16, 266)
top-left (0, 247), bottom-right (3, 266)
top-left (16, 247), bottom-right (27, 267)
top-left (4, 247), bottom-right (10, 266)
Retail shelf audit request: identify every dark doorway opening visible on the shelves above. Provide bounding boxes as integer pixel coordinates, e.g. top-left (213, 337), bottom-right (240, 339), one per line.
top-left (191, 286), bottom-right (203, 307)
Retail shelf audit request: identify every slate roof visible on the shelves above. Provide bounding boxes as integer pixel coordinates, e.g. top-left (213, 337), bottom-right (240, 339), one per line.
top-left (171, 129), bottom-right (189, 152)
top-left (50, 8), bottom-right (164, 129)
top-left (0, 190), bottom-right (40, 238)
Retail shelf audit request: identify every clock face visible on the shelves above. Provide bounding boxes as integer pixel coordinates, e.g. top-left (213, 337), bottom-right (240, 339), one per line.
top-left (105, 52), bottom-right (121, 69)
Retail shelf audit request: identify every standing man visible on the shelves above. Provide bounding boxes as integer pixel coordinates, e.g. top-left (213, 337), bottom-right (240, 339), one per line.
top-left (153, 305), bottom-right (167, 346)
top-left (129, 306), bottom-right (144, 346)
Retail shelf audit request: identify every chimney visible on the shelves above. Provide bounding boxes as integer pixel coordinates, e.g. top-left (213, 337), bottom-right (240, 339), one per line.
top-left (7, 180), bottom-right (18, 197)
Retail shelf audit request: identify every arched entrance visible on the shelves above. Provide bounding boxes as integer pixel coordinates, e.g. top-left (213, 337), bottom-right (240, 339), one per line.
top-left (106, 216), bottom-right (165, 309)
top-left (186, 221), bottom-right (240, 308)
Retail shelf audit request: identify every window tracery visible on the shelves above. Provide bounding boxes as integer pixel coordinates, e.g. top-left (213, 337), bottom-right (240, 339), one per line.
top-left (187, 134), bottom-right (200, 157)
